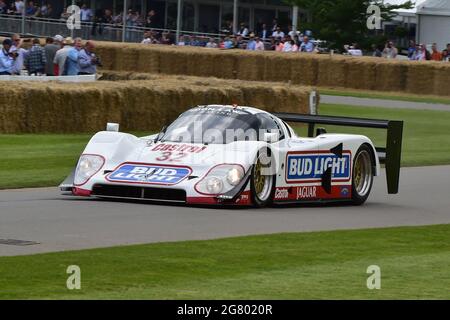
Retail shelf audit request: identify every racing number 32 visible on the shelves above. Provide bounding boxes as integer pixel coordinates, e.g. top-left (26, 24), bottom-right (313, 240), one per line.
top-left (156, 152), bottom-right (188, 162)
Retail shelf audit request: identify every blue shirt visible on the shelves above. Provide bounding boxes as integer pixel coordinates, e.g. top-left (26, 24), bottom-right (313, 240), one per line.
top-left (246, 40), bottom-right (256, 50)
top-left (224, 40), bottom-right (233, 49)
top-left (0, 49), bottom-right (14, 74)
top-left (78, 48), bottom-right (97, 74)
top-left (65, 48), bottom-right (80, 75)
top-left (300, 41), bottom-right (314, 52)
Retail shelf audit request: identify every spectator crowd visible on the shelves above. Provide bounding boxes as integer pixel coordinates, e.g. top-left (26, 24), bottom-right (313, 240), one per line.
top-left (0, 0), bottom-right (57, 18)
top-left (366, 40), bottom-right (450, 61)
top-left (1, 2), bottom-right (449, 61)
top-left (143, 21), bottom-right (320, 54)
top-left (0, 34), bottom-right (100, 76)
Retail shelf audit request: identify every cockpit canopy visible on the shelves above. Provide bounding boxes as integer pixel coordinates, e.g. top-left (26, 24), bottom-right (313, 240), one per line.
top-left (158, 106), bottom-right (285, 144)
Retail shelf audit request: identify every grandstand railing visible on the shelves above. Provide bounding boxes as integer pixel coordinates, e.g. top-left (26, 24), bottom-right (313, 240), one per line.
top-left (0, 13), bottom-right (230, 43)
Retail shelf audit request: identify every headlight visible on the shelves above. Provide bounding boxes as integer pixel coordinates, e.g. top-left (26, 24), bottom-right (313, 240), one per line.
top-left (206, 177), bottom-right (223, 194)
top-left (74, 154), bottom-right (105, 186)
top-left (226, 167), bottom-right (244, 186)
top-left (195, 164), bottom-right (245, 195)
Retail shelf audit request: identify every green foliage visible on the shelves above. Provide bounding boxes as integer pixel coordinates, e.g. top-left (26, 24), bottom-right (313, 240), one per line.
top-left (287, 0), bottom-right (414, 49)
top-left (1, 224), bottom-right (449, 299)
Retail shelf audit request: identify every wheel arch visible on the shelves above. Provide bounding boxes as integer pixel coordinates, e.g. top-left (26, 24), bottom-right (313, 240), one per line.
top-left (360, 142), bottom-right (380, 177)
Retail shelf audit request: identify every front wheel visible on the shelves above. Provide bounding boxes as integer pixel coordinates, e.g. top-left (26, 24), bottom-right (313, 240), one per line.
top-left (250, 150), bottom-right (276, 207)
top-left (351, 144), bottom-right (374, 205)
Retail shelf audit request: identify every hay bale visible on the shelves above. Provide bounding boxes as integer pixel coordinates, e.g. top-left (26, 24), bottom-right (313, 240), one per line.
top-left (235, 51), bottom-right (265, 81)
top-left (159, 47), bottom-right (189, 75)
top-left (0, 76), bottom-right (316, 134)
top-left (344, 57), bottom-right (377, 90)
top-left (432, 64), bottom-right (450, 96)
top-left (263, 53), bottom-right (293, 83)
top-left (136, 46), bottom-right (160, 73)
top-left (316, 55), bottom-right (348, 87)
top-left (405, 62), bottom-right (437, 95)
top-left (290, 54), bottom-right (319, 86)
top-left (373, 59), bottom-right (408, 92)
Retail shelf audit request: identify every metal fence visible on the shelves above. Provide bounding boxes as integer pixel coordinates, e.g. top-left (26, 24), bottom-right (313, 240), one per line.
top-left (0, 14), bottom-right (226, 43)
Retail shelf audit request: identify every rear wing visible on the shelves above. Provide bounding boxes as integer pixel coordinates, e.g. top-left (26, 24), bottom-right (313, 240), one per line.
top-left (274, 113), bottom-right (403, 194)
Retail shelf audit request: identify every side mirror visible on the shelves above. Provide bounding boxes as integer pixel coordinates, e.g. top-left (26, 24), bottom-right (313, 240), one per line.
top-left (154, 125), bottom-right (168, 143)
top-left (263, 132), bottom-right (279, 143)
top-left (106, 123), bottom-right (119, 132)
top-left (316, 127), bottom-right (327, 136)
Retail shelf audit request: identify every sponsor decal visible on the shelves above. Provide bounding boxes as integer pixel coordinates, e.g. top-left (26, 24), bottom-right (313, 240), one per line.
top-left (273, 185), bottom-right (352, 202)
top-left (107, 164), bottom-right (191, 185)
top-left (286, 152), bottom-right (351, 183)
top-left (275, 188), bottom-right (289, 200)
top-left (151, 143), bottom-right (207, 153)
top-left (235, 193), bottom-right (250, 203)
top-left (340, 186), bottom-right (350, 196)
top-left (296, 186), bottom-right (317, 199)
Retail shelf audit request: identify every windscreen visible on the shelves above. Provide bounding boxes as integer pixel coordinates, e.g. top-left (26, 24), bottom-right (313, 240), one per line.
top-left (159, 107), bottom-right (260, 144)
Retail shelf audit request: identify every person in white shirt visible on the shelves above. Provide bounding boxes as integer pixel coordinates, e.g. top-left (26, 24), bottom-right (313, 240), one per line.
top-left (282, 40), bottom-right (292, 52)
top-left (206, 38), bottom-right (218, 48)
top-left (272, 27), bottom-right (285, 39)
top-left (288, 25), bottom-right (300, 40)
top-left (344, 44), bottom-right (363, 56)
top-left (254, 38), bottom-right (265, 51)
top-left (10, 34), bottom-right (28, 75)
top-left (53, 37), bottom-right (73, 76)
top-left (14, 0), bottom-right (24, 14)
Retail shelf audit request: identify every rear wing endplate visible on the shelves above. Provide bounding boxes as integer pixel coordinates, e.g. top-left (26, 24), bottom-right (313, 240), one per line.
top-left (274, 113), bottom-right (403, 194)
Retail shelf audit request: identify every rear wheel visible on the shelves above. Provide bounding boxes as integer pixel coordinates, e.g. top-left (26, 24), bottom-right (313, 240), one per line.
top-left (351, 144), bottom-right (374, 205)
top-left (250, 150), bottom-right (276, 207)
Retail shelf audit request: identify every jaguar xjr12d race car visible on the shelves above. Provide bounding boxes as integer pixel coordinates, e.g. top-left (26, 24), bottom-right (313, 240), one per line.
top-left (60, 105), bottom-right (403, 207)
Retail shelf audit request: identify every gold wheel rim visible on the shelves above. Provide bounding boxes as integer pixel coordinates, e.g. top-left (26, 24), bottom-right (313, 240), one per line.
top-left (354, 160), bottom-right (362, 187)
top-left (353, 150), bottom-right (373, 197)
top-left (254, 160), bottom-right (266, 195)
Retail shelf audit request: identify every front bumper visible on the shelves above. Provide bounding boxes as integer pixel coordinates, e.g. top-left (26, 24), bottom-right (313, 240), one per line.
top-left (71, 179), bottom-right (253, 206)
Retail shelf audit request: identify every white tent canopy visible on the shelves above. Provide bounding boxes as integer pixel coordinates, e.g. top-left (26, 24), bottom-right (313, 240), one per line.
top-left (416, 0), bottom-right (450, 16)
top-left (384, 0), bottom-right (427, 13)
top-left (414, 0), bottom-right (450, 49)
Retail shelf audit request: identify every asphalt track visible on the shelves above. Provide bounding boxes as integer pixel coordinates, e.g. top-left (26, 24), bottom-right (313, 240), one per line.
top-left (1, 165), bottom-right (449, 256)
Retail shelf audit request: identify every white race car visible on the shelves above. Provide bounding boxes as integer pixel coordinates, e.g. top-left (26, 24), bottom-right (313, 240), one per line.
top-left (60, 105), bottom-right (403, 207)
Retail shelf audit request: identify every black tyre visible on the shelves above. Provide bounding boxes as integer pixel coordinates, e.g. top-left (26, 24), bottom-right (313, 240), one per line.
top-left (351, 144), bottom-right (375, 205)
top-left (250, 149), bottom-right (276, 207)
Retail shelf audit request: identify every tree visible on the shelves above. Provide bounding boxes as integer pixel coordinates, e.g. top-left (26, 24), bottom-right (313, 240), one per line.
top-left (287, 0), bottom-right (414, 50)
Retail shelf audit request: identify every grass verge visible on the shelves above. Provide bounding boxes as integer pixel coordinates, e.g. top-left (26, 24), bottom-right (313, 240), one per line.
top-left (0, 224), bottom-right (449, 299)
top-left (0, 134), bottom-right (91, 189)
top-left (320, 88), bottom-right (450, 105)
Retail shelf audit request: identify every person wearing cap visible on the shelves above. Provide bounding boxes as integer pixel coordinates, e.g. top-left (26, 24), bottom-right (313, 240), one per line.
top-left (0, 39), bottom-right (15, 75)
top-left (246, 35), bottom-right (256, 51)
top-left (44, 36), bottom-right (61, 76)
top-left (53, 37), bottom-right (73, 76)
